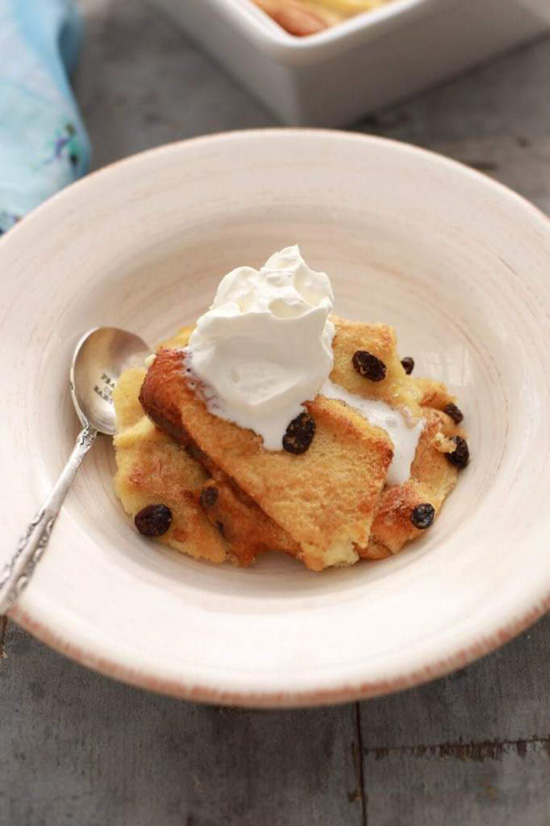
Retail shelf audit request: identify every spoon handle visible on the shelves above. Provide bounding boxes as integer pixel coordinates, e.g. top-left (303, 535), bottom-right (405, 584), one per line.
top-left (0, 424), bottom-right (98, 615)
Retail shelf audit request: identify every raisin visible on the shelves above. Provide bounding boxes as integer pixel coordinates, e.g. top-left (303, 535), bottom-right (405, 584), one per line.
top-left (282, 411), bottom-right (316, 455)
top-left (411, 503), bottom-right (435, 530)
top-left (401, 356), bottom-right (415, 375)
top-left (200, 486), bottom-right (219, 508)
top-left (352, 350), bottom-right (387, 382)
top-left (444, 403), bottom-right (464, 425)
top-left (446, 436), bottom-right (470, 469)
top-left (134, 504), bottom-right (172, 536)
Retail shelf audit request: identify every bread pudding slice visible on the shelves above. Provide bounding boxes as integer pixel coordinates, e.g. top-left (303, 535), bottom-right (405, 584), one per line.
top-left (113, 368), bottom-right (229, 564)
top-left (114, 329), bottom-right (303, 567)
top-left (330, 315), bottom-right (424, 414)
top-left (327, 317), bottom-right (466, 559)
top-left (112, 243), bottom-right (469, 573)
top-left (140, 348), bottom-right (394, 571)
top-left (114, 317), bottom-right (468, 570)
top-left (364, 409), bottom-right (465, 559)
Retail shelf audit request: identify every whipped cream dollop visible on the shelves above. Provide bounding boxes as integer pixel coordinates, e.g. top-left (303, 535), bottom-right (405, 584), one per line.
top-left (321, 380), bottom-right (424, 486)
top-left (187, 246), bottom-right (335, 450)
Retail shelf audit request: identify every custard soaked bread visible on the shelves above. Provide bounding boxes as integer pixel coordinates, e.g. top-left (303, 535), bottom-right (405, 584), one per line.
top-left (113, 368), bottom-right (228, 564)
top-left (365, 409), bottom-right (465, 559)
top-left (114, 367), bottom-right (299, 566)
top-left (112, 246), bottom-right (469, 571)
top-left (330, 316), bottom-right (424, 414)
top-left (139, 348), bottom-right (394, 571)
top-left (114, 329), bottom-right (301, 567)
top-left (113, 319), bottom-right (466, 569)
top-left (325, 317), bottom-right (466, 559)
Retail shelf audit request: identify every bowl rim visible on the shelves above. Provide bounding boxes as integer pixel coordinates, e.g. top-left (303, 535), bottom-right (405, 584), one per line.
top-left (5, 128), bottom-right (550, 708)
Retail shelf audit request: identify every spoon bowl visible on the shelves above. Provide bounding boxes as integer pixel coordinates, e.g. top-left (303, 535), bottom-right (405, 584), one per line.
top-left (71, 327), bottom-right (151, 435)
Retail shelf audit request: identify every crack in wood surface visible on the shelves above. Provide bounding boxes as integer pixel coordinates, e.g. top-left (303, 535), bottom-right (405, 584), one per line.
top-left (352, 704), bottom-right (368, 826)
top-left (0, 616), bottom-right (8, 661)
top-left (367, 736), bottom-right (550, 763)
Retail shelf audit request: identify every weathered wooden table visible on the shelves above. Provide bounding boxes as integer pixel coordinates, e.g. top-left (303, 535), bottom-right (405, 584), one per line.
top-left (2, 2), bottom-right (549, 823)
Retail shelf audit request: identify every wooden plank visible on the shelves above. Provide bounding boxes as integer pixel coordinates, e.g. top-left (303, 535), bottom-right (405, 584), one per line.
top-left (360, 615), bottom-right (550, 749)
top-left (363, 739), bottom-right (550, 826)
top-left (0, 624), bottom-right (363, 826)
top-left (0, 616), bottom-right (7, 659)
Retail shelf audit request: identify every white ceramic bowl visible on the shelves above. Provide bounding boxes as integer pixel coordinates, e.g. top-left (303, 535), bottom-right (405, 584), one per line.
top-left (149, 0), bottom-right (550, 125)
top-left (1, 130), bottom-right (550, 707)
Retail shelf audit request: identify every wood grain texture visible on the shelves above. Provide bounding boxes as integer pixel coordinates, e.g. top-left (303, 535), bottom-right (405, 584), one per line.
top-left (0, 615), bottom-right (7, 660)
top-left (360, 615), bottom-right (550, 748)
top-left (2, 0), bottom-right (550, 823)
top-left (363, 739), bottom-right (550, 826)
top-left (0, 624), bottom-right (363, 826)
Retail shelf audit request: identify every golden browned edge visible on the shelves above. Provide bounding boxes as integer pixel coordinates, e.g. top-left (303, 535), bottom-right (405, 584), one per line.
top-left (131, 318), bottom-right (465, 567)
top-left (139, 347), bottom-right (395, 570)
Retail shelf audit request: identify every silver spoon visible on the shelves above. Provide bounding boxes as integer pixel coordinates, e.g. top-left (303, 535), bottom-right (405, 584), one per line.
top-left (0, 327), bottom-right (151, 615)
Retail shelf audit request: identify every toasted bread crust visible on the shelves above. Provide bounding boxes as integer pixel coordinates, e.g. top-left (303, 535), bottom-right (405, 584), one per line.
top-left (330, 316), bottom-right (424, 414)
top-left (361, 409), bottom-right (464, 557)
top-left (199, 479), bottom-right (301, 565)
top-left (113, 316), bottom-right (467, 570)
top-left (327, 317), bottom-right (465, 559)
top-left (140, 348), bottom-right (394, 570)
top-left (113, 368), bottom-right (228, 564)
top-left (414, 377), bottom-right (457, 411)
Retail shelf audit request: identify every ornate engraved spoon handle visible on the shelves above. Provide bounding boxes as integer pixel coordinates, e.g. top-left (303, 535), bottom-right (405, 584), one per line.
top-left (0, 425), bottom-right (97, 615)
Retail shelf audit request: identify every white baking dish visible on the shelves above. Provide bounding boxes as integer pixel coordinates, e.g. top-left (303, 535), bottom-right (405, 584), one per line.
top-left (149, 0), bottom-right (550, 125)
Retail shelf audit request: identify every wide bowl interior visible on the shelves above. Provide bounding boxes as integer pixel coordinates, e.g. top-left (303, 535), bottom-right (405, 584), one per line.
top-left (1, 131), bottom-right (549, 705)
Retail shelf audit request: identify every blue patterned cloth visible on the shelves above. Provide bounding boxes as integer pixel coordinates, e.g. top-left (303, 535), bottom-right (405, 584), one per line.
top-left (0, 0), bottom-right (89, 234)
